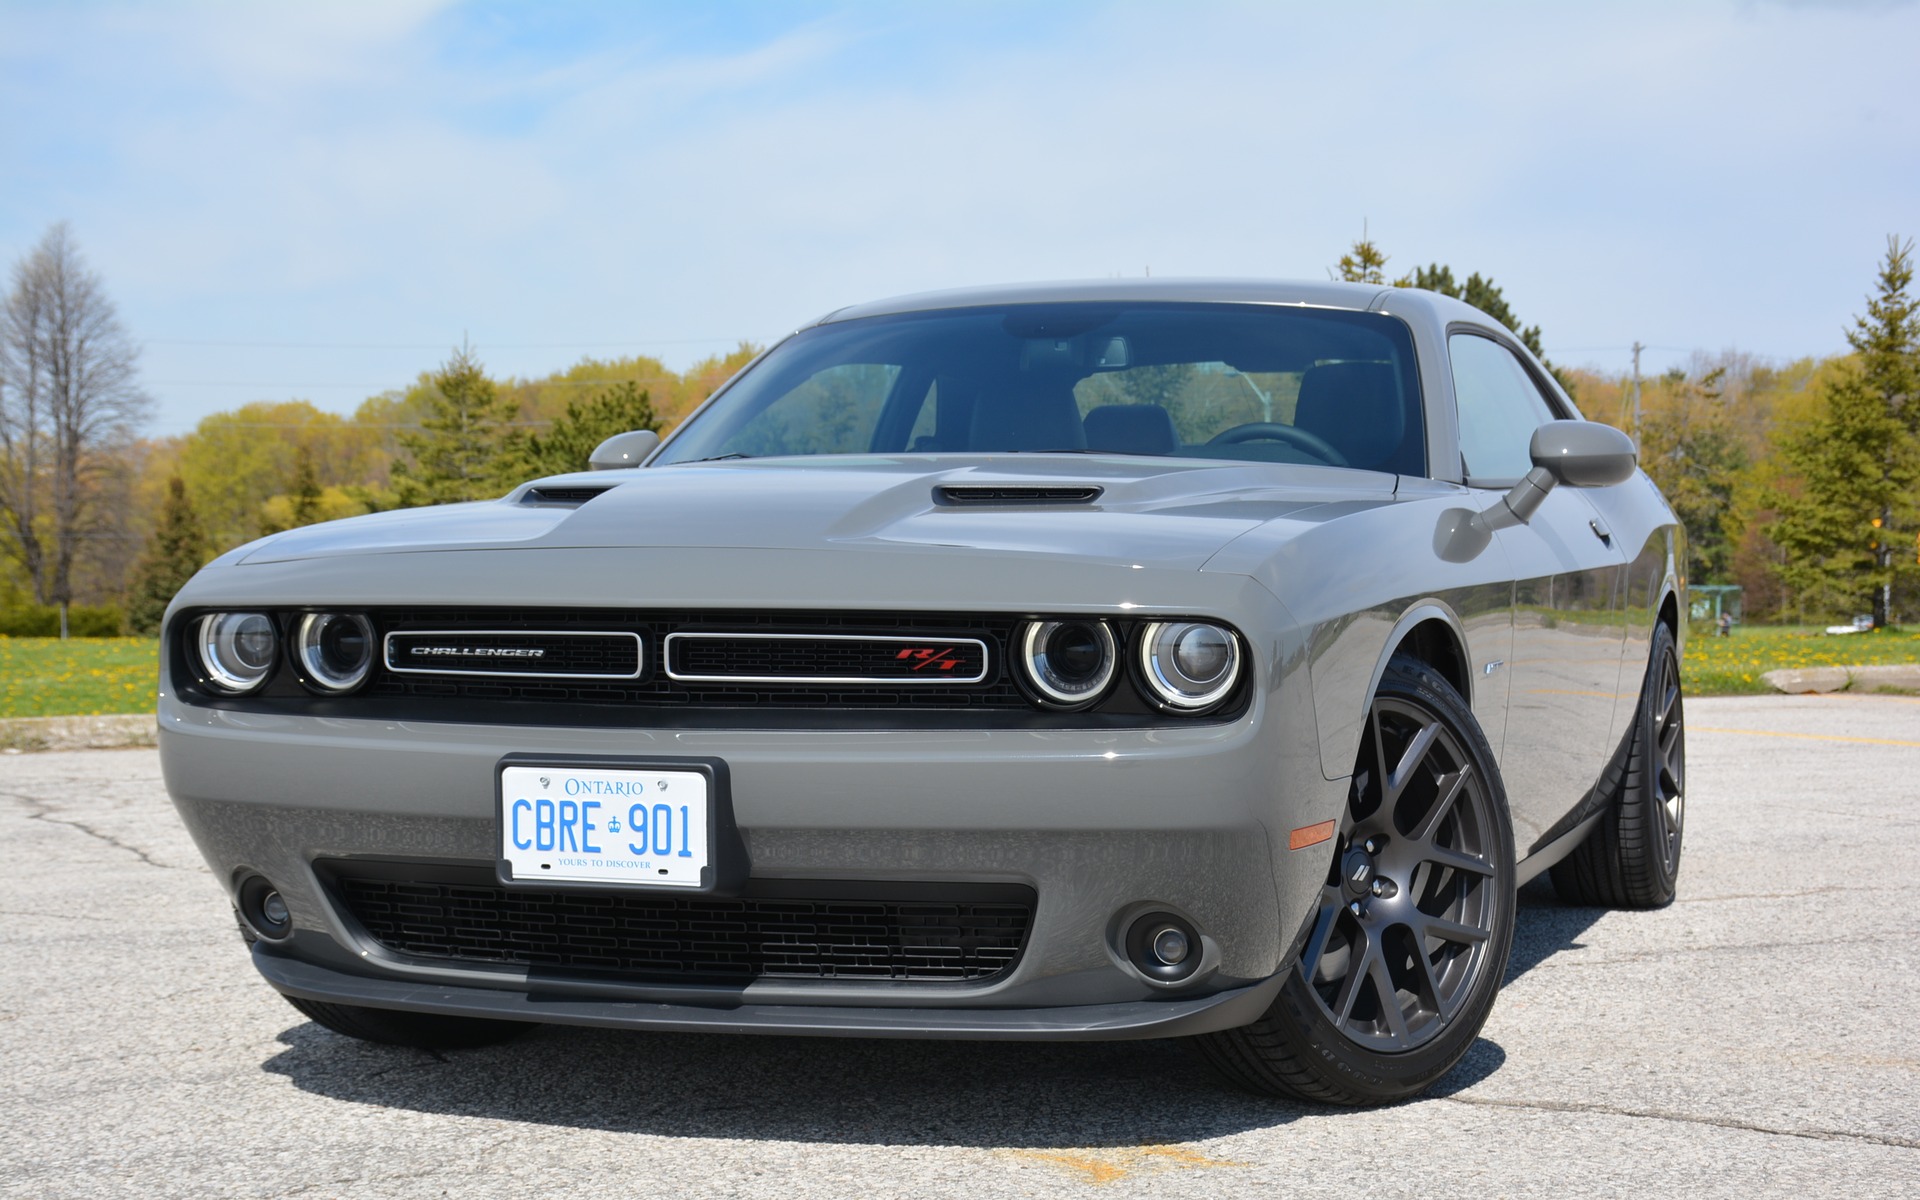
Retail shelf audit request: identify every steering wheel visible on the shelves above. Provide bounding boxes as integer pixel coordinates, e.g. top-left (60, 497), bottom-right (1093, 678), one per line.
top-left (1206, 422), bottom-right (1349, 467)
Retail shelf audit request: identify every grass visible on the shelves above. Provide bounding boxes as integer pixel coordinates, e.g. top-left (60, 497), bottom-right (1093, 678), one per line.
top-left (0, 624), bottom-right (1915, 718)
top-left (0, 637), bottom-right (158, 718)
top-left (1684, 624), bottom-right (1920, 696)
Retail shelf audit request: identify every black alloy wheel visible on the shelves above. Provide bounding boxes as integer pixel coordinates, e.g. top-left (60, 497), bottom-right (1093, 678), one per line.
top-left (1196, 656), bottom-right (1516, 1105)
top-left (1553, 620), bottom-right (1686, 908)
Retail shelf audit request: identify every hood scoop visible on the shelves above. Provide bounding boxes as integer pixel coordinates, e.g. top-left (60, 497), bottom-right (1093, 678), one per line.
top-left (522, 484), bottom-right (615, 507)
top-left (934, 484), bottom-right (1104, 506)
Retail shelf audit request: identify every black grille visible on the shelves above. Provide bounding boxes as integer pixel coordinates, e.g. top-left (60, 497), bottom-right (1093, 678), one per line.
top-left (325, 865), bottom-right (1034, 984)
top-left (366, 609), bottom-right (1027, 710)
top-left (667, 633), bottom-right (987, 683)
top-left (935, 484), bottom-right (1103, 505)
top-left (386, 630), bottom-right (642, 678)
top-left (523, 485), bottom-right (614, 505)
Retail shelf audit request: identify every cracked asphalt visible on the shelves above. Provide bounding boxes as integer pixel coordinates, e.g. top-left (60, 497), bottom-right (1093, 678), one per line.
top-left (2, 694), bottom-right (1916, 1198)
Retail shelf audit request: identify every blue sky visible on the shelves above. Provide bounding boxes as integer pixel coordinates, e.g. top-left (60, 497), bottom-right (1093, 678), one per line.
top-left (2, 0), bottom-right (1916, 431)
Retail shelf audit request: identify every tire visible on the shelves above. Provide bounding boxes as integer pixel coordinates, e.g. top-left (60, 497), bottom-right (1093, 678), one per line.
top-left (282, 994), bottom-right (533, 1050)
top-left (1551, 620), bottom-right (1685, 909)
top-left (1195, 655), bottom-right (1517, 1105)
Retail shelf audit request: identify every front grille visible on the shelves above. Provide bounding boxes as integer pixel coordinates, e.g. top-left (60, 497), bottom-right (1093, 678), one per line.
top-left (665, 632), bottom-right (989, 684)
top-left (385, 630), bottom-right (644, 679)
top-left (326, 865), bottom-right (1035, 985)
top-left (364, 608), bottom-right (1028, 711)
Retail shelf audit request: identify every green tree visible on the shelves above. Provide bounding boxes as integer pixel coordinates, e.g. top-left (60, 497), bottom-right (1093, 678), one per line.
top-left (391, 343), bottom-right (519, 507)
top-left (497, 380), bottom-right (660, 483)
top-left (1636, 366), bottom-right (1749, 582)
top-left (1767, 236), bottom-right (1920, 626)
top-left (1397, 264), bottom-right (1546, 359)
top-left (1332, 226), bottom-right (1389, 284)
top-left (123, 475), bottom-right (209, 636)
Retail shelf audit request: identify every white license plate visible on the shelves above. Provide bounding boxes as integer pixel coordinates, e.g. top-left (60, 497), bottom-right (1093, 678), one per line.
top-left (499, 764), bottom-right (711, 888)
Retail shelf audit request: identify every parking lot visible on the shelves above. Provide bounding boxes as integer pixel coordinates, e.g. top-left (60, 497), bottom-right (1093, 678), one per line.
top-left (2, 693), bottom-right (1916, 1199)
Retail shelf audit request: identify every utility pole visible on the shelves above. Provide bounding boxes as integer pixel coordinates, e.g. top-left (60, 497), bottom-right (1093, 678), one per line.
top-left (1630, 341), bottom-right (1644, 442)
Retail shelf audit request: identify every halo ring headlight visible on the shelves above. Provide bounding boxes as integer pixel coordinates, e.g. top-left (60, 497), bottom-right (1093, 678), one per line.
top-left (295, 612), bottom-right (375, 694)
top-left (1017, 619), bottom-right (1118, 709)
top-left (196, 612), bottom-right (278, 694)
top-left (1137, 620), bottom-right (1242, 712)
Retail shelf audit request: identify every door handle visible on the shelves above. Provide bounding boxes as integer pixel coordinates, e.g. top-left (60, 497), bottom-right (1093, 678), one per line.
top-left (1589, 518), bottom-right (1613, 546)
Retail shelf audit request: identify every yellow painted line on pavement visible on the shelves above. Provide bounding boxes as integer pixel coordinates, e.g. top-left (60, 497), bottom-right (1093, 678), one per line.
top-left (1691, 726), bottom-right (1920, 749)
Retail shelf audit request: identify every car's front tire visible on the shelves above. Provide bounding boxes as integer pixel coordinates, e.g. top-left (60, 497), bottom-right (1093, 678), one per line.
top-left (282, 995), bottom-right (533, 1050)
top-left (1551, 619), bottom-right (1685, 909)
top-left (1195, 655), bottom-right (1516, 1105)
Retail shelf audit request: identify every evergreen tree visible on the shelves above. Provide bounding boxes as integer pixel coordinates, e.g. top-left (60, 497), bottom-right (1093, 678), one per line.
top-left (1768, 236), bottom-right (1920, 626)
top-left (496, 380), bottom-right (660, 484)
top-left (391, 343), bottom-right (519, 507)
top-left (1332, 225), bottom-right (1389, 285)
top-left (1399, 264), bottom-right (1546, 358)
top-left (124, 475), bottom-right (210, 636)
top-left (289, 443), bottom-right (322, 527)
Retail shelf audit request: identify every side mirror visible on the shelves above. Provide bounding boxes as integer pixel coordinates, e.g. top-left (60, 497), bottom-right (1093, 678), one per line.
top-left (1530, 420), bottom-right (1637, 488)
top-left (589, 429), bottom-right (660, 470)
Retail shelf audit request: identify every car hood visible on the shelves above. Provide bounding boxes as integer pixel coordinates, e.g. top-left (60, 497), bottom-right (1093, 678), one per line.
top-left (237, 456), bottom-right (1402, 573)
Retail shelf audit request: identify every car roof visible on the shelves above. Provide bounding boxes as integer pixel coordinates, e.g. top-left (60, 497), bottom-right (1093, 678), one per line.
top-left (811, 278), bottom-right (1407, 326)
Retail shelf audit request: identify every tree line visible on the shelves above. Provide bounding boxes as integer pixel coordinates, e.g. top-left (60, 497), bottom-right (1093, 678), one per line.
top-left (1333, 230), bottom-right (1920, 627)
top-left (2, 219), bottom-right (1915, 636)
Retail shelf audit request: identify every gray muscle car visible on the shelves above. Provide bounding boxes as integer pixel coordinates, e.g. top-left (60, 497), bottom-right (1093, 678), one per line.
top-left (160, 280), bottom-right (1686, 1105)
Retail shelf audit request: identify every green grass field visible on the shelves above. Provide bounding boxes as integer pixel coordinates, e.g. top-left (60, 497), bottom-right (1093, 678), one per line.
top-left (0, 626), bottom-right (1916, 718)
top-left (0, 638), bottom-right (157, 718)
top-left (1683, 624), bottom-right (1920, 695)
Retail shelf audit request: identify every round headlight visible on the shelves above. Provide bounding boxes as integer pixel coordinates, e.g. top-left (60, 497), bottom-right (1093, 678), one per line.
top-left (196, 612), bottom-right (278, 693)
top-left (1137, 620), bottom-right (1241, 712)
top-left (295, 612), bottom-right (374, 693)
top-left (1017, 619), bottom-right (1117, 708)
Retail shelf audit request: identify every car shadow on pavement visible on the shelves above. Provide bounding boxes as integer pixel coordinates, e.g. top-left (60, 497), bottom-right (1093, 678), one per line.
top-left (258, 885), bottom-right (1588, 1145)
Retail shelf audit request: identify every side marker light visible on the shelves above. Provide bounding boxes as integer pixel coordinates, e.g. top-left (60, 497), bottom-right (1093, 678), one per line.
top-left (1289, 820), bottom-right (1337, 851)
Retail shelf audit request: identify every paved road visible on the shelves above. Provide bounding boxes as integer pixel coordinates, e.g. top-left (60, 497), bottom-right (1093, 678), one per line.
top-left (2, 695), bottom-right (1916, 1198)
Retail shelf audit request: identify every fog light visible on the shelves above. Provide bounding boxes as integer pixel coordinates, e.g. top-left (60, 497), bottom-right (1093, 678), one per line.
top-left (236, 875), bottom-right (293, 942)
top-left (1151, 925), bottom-right (1190, 966)
top-left (1124, 911), bottom-right (1201, 983)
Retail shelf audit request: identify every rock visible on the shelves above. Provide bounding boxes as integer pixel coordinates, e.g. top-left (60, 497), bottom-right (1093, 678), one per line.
top-left (1762, 664), bottom-right (1920, 695)
top-left (0, 713), bottom-right (157, 753)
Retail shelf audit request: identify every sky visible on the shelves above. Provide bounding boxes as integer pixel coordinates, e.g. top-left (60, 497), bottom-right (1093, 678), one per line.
top-left (2, 0), bottom-right (1916, 433)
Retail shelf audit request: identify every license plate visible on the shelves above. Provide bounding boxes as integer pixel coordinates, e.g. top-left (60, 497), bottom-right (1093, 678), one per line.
top-left (499, 763), bottom-right (711, 888)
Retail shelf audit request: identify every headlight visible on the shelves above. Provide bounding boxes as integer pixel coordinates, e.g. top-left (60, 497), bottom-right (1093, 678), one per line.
top-left (195, 612), bottom-right (278, 693)
top-left (294, 612), bottom-right (374, 693)
top-left (1017, 619), bottom-right (1117, 708)
top-left (1137, 620), bottom-right (1241, 711)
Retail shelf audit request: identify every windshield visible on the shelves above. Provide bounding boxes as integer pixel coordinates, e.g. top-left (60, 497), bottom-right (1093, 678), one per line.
top-left (657, 302), bottom-right (1425, 473)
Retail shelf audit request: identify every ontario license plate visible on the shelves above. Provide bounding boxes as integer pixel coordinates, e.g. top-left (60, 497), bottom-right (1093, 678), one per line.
top-left (499, 763), bottom-right (711, 888)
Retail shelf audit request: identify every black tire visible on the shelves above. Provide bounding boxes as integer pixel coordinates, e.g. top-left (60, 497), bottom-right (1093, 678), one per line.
top-left (1195, 655), bottom-right (1517, 1105)
top-left (1551, 620), bottom-right (1685, 909)
top-left (282, 994), bottom-right (533, 1050)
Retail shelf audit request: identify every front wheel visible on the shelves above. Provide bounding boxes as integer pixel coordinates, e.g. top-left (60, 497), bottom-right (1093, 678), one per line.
top-left (1195, 655), bottom-right (1516, 1104)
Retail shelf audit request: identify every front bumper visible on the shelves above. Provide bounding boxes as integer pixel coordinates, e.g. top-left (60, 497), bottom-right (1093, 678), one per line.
top-left (160, 634), bottom-right (1343, 1033)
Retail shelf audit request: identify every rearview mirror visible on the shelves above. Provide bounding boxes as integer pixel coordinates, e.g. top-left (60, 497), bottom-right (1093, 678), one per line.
top-left (589, 429), bottom-right (661, 470)
top-left (1529, 420), bottom-right (1637, 488)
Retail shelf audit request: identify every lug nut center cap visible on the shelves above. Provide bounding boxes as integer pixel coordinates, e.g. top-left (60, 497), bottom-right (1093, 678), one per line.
top-left (1341, 848), bottom-right (1376, 897)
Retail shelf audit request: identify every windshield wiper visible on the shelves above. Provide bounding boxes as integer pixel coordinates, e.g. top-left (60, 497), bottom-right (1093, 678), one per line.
top-left (671, 453), bottom-right (755, 465)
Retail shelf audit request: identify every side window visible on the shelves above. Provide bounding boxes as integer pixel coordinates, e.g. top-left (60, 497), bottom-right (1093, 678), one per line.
top-left (713, 364), bottom-right (901, 457)
top-left (1449, 333), bottom-right (1554, 482)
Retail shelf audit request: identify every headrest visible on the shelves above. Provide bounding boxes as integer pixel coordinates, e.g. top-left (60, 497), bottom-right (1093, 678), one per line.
top-left (1083, 404), bottom-right (1178, 456)
top-left (967, 379), bottom-right (1087, 452)
top-left (1294, 362), bottom-right (1412, 472)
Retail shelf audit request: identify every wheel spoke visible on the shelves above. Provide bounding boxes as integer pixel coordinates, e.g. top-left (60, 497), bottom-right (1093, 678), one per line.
top-left (1369, 707), bottom-right (1391, 808)
top-left (1411, 940), bottom-right (1458, 1021)
top-left (1423, 844), bottom-right (1496, 877)
top-left (1411, 765), bottom-right (1471, 844)
top-left (1418, 915), bottom-right (1490, 945)
top-left (1369, 951), bottom-right (1409, 1041)
top-left (1385, 721), bottom-right (1442, 807)
top-left (1332, 930), bottom-right (1373, 1028)
top-left (1298, 890), bottom-right (1343, 983)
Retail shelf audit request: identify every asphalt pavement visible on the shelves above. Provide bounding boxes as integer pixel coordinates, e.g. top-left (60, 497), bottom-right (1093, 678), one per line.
top-left (2, 695), bottom-right (1916, 1198)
